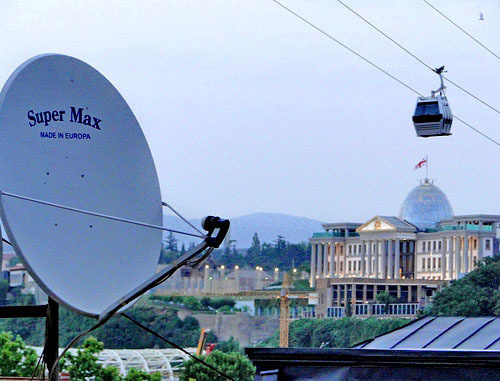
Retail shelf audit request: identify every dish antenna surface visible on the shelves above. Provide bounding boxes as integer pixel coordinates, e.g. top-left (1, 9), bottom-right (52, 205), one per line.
top-left (0, 54), bottom-right (164, 316)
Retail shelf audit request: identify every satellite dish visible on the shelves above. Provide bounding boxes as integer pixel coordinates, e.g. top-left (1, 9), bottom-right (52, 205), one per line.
top-left (0, 54), bottom-right (163, 317)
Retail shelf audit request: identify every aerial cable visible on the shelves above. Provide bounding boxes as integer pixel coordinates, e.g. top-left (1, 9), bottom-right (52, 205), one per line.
top-left (270, 0), bottom-right (500, 147)
top-left (271, 0), bottom-right (420, 97)
top-left (422, 0), bottom-right (500, 61)
top-left (336, 0), bottom-right (500, 117)
top-left (122, 313), bottom-right (235, 381)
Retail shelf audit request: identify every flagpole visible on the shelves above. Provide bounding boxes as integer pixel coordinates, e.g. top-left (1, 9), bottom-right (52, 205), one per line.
top-left (426, 155), bottom-right (429, 179)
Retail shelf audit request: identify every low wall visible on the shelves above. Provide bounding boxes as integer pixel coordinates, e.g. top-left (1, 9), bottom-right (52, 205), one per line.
top-left (184, 311), bottom-right (279, 347)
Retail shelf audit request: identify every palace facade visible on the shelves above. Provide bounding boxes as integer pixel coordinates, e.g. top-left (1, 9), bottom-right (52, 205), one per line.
top-left (310, 179), bottom-right (500, 318)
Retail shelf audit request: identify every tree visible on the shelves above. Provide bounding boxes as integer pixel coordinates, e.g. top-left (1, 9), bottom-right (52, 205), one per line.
top-left (216, 337), bottom-right (241, 353)
top-left (165, 232), bottom-right (178, 252)
top-left (180, 350), bottom-right (255, 381)
top-left (274, 235), bottom-right (287, 252)
top-left (426, 281), bottom-right (490, 316)
top-left (376, 291), bottom-right (396, 311)
top-left (0, 280), bottom-right (9, 305)
top-left (0, 331), bottom-right (37, 376)
top-left (427, 255), bottom-right (500, 317)
top-left (248, 233), bottom-right (261, 256)
top-left (218, 240), bottom-right (245, 268)
top-left (62, 336), bottom-right (105, 380)
top-left (62, 337), bottom-right (160, 381)
top-left (125, 368), bottom-right (161, 381)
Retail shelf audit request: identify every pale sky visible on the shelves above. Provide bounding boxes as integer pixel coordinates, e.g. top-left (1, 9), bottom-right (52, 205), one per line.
top-left (1, 0), bottom-right (499, 223)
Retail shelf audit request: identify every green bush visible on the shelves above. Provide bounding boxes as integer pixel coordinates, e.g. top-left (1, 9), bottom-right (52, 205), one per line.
top-left (258, 317), bottom-right (411, 348)
top-left (0, 331), bottom-right (37, 376)
top-left (216, 337), bottom-right (241, 354)
top-left (62, 337), bottom-right (161, 381)
top-left (180, 351), bottom-right (255, 381)
top-left (426, 256), bottom-right (500, 317)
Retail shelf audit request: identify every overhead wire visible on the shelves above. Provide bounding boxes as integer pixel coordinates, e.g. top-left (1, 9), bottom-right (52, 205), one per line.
top-left (270, 0), bottom-right (500, 147)
top-left (422, 0), bottom-right (500, 61)
top-left (336, 0), bottom-right (500, 117)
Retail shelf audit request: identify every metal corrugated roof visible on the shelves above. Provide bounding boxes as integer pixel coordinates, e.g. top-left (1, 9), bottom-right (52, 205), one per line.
top-left (356, 317), bottom-right (500, 350)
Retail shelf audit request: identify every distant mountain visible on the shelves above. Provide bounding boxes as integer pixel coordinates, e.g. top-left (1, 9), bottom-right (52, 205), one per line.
top-left (163, 212), bottom-right (324, 249)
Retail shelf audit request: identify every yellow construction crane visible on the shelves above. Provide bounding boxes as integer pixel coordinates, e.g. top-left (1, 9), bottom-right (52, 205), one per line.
top-left (279, 273), bottom-right (313, 348)
top-left (279, 275), bottom-right (290, 348)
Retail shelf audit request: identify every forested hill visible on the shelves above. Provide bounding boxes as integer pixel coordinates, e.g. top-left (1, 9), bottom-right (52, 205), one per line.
top-left (163, 212), bottom-right (324, 248)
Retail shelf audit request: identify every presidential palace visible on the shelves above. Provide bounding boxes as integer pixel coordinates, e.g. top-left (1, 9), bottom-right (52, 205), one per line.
top-left (310, 178), bottom-right (500, 318)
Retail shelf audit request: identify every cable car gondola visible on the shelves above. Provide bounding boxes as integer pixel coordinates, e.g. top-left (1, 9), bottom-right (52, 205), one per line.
top-left (412, 66), bottom-right (453, 137)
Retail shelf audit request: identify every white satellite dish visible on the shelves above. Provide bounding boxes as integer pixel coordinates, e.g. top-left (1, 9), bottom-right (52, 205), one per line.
top-left (0, 54), bottom-right (164, 317)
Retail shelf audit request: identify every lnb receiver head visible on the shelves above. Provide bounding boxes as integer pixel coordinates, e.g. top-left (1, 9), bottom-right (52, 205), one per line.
top-left (201, 216), bottom-right (230, 248)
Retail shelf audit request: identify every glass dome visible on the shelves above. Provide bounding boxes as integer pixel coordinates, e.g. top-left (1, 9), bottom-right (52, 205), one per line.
top-left (399, 179), bottom-right (453, 231)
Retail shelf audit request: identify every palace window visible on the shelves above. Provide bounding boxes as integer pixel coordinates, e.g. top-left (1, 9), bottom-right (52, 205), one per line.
top-left (433, 241), bottom-right (436, 251)
top-left (438, 241), bottom-right (442, 251)
top-left (486, 240), bottom-right (491, 250)
top-left (438, 258), bottom-right (441, 269)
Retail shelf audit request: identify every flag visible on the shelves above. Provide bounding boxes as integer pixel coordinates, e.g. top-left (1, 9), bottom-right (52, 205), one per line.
top-left (414, 157), bottom-right (427, 170)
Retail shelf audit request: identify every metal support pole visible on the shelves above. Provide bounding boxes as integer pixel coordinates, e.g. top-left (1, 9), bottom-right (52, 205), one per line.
top-left (45, 297), bottom-right (59, 381)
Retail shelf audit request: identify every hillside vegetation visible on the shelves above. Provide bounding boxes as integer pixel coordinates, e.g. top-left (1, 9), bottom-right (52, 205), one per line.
top-left (259, 317), bottom-right (410, 348)
top-left (426, 255), bottom-right (500, 316)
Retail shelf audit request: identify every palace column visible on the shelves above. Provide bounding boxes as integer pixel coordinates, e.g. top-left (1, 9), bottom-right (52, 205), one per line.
top-left (455, 236), bottom-right (461, 276)
top-left (190, 276), bottom-right (197, 295)
top-left (234, 266), bottom-right (240, 292)
top-left (367, 240), bottom-right (373, 277)
top-left (329, 243), bottom-right (335, 277)
top-left (478, 236), bottom-right (484, 261)
top-left (394, 239), bottom-right (401, 279)
top-left (336, 243), bottom-right (341, 277)
top-left (204, 264), bottom-right (210, 293)
top-left (464, 236), bottom-right (469, 273)
top-left (374, 241), bottom-right (380, 279)
top-left (343, 244), bottom-right (348, 277)
top-left (322, 244), bottom-right (328, 277)
top-left (316, 244), bottom-right (323, 280)
top-left (387, 240), bottom-right (393, 279)
top-left (470, 237), bottom-right (475, 270)
top-left (441, 237), bottom-right (446, 280)
top-left (361, 240), bottom-right (366, 277)
top-left (310, 244), bottom-right (316, 287)
top-left (381, 240), bottom-right (387, 279)
top-left (220, 265), bottom-right (225, 282)
top-left (197, 274), bottom-right (203, 294)
top-left (448, 237), bottom-right (454, 280)
top-left (323, 243), bottom-right (331, 278)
